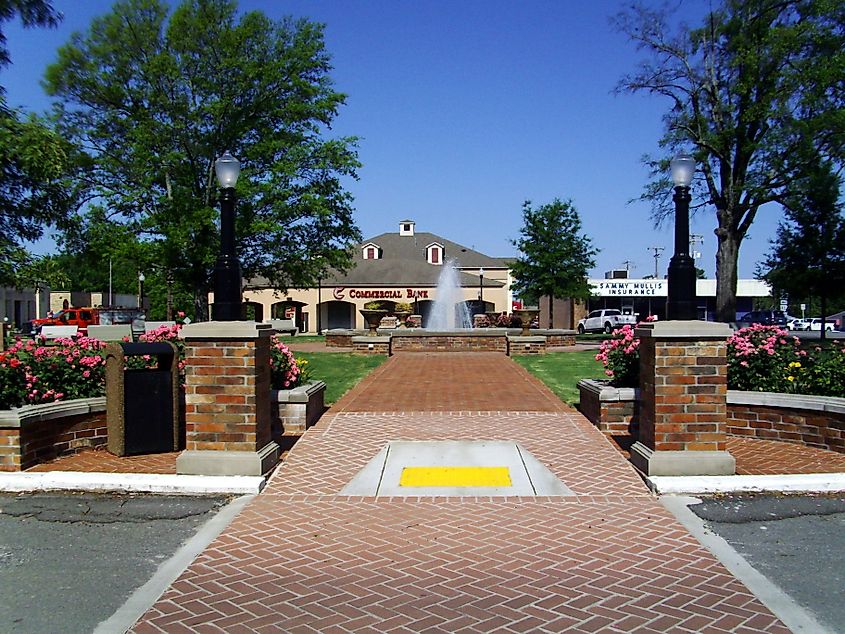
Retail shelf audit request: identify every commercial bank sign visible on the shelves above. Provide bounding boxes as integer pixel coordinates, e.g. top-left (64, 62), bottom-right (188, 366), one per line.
top-left (590, 280), bottom-right (667, 297)
top-left (333, 287), bottom-right (430, 301)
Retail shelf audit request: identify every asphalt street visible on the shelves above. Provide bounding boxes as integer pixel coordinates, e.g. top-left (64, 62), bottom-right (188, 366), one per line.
top-left (689, 494), bottom-right (845, 633)
top-left (0, 492), bottom-right (233, 634)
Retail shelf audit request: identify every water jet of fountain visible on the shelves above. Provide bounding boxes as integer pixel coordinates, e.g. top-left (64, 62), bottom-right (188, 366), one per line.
top-left (426, 259), bottom-right (472, 330)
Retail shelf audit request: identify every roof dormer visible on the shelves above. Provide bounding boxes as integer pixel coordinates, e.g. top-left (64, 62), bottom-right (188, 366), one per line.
top-left (399, 220), bottom-right (415, 236)
top-left (425, 242), bottom-right (444, 265)
top-left (362, 242), bottom-right (382, 260)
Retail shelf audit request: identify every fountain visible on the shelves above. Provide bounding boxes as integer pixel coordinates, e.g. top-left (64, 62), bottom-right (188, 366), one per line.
top-left (328, 259), bottom-right (573, 354)
top-left (426, 260), bottom-right (472, 330)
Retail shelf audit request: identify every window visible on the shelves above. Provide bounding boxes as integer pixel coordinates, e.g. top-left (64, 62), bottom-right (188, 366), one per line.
top-left (426, 243), bottom-right (444, 265)
top-left (362, 243), bottom-right (381, 260)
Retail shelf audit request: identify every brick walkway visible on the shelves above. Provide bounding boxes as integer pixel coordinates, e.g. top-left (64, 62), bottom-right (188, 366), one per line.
top-left (133, 352), bottom-right (789, 633)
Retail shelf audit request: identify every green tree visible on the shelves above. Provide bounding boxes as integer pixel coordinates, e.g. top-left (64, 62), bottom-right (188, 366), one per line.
top-left (760, 154), bottom-right (845, 339)
top-left (510, 199), bottom-right (597, 329)
top-left (616, 0), bottom-right (845, 322)
top-left (45, 0), bottom-right (361, 319)
top-left (0, 1), bottom-right (70, 285)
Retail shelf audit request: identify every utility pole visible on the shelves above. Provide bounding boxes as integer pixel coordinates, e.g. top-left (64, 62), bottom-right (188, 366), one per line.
top-left (621, 260), bottom-right (635, 275)
top-left (689, 234), bottom-right (704, 261)
top-left (647, 246), bottom-right (664, 278)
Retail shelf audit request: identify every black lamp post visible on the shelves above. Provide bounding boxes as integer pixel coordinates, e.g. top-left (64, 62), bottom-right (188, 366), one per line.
top-left (212, 151), bottom-right (242, 321)
top-left (666, 155), bottom-right (698, 320)
top-left (479, 267), bottom-right (484, 309)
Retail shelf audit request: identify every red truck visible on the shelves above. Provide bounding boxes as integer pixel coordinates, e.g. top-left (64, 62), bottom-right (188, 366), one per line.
top-left (25, 307), bottom-right (145, 337)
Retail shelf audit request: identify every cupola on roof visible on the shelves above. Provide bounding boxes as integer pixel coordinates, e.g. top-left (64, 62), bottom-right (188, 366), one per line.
top-left (399, 220), bottom-right (415, 236)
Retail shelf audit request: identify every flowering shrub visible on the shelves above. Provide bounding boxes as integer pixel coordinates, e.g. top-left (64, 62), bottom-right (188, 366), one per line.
top-left (0, 337), bottom-right (107, 409)
top-left (727, 325), bottom-right (804, 393)
top-left (269, 335), bottom-right (310, 389)
top-left (595, 324), bottom-right (640, 387)
top-left (132, 323), bottom-right (187, 375)
top-left (800, 341), bottom-right (845, 397)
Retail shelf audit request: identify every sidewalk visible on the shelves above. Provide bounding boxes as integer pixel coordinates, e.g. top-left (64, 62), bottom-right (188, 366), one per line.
top-left (132, 352), bottom-right (790, 632)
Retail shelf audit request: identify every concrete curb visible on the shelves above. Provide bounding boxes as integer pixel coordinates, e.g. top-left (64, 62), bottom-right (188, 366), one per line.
top-left (0, 471), bottom-right (266, 495)
top-left (95, 494), bottom-right (255, 634)
top-left (662, 496), bottom-right (832, 634)
top-left (648, 472), bottom-right (845, 495)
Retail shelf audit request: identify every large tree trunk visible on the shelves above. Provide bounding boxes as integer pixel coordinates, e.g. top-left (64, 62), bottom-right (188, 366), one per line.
top-left (715, 230), bottom-right (740, 323)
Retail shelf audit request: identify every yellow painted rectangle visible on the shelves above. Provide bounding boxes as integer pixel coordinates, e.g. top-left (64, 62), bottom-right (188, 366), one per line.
top-left (399, 466), bottom-right (511, 487)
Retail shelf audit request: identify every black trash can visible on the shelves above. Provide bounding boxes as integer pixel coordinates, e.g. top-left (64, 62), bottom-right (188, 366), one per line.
top-left (105, 341), bottom-right (180, 456)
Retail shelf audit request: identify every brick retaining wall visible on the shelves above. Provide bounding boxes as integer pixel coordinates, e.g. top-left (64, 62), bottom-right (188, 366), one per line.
top-left (727, 395), bottom-right (845, 454)
top-left (0, 398), bottom-right (107, 471)
top-left (578, 380), bottom-right (845, 456)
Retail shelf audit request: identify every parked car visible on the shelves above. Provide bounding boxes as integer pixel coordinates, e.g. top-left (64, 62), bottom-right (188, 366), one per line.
top-left (804, 317), bottom-right (834, 331)
top-left (577, 309), bottom-right (638, 334)
top-left (787, 317), bottom-right (807, 330)
top-left (735, 310), bottom-right (787, 329)
top-left (23, 306), bottom-right (145, 337)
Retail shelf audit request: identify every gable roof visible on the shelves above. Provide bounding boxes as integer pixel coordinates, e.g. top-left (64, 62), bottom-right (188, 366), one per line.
top-left (360, 231), bottom-right (507, 269)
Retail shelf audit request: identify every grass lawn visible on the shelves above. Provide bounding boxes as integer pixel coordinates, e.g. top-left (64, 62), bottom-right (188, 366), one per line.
top-left (512, 350), bottom-right (606, 405)
top-left (296, 352), bottom-right (387, 404)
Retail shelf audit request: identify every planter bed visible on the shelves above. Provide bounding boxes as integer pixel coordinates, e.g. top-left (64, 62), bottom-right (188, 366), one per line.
top-left (578, 379), bottom-right (845, 455)
top-left (271, 381), bottom-right (327, 437)
top-left (0, 398), bottom-right (107, 471)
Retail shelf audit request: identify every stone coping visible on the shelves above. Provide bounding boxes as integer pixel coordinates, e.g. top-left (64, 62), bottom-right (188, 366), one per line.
top-left (272, 381), bottom-right (327, 404)
top-left (351, 336), bottom-right (391, 343)
top-left (635, 320), bottom-right (733, 339)
top-left (727, 391), bottom-right (845, 415)
top-left (577, 379), bottom-right (638, 402)
top-left (578, 379), bottom-right (845, 414)
top-left (389, 329), bottom-right (510, 337)
top-left (533, 329), bottom-right (577, 335)
top-left (507, 335), bottom-right (546, 343)
top-left (181, 320), bottom-right (273, 339)
top-left (0, 397), bottom-right (106, 428)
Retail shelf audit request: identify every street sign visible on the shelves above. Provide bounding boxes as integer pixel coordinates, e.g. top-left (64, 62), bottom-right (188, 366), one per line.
top-left (780, 300), bottom-right (788, 311)
top-left (800, 303), bottom-right (806, 311)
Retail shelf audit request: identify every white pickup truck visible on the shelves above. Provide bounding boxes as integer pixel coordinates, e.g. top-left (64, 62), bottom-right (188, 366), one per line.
top-left (577, 309), bottom-right (638, 334)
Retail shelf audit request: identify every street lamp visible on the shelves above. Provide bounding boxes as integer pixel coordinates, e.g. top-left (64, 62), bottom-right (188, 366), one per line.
top-left (213, 150), bottom-right (242, 321)
top-left (479, 267), bottom-right (484, 307)
top-left (138, 272), bottom-right (145, 310)
top-left (666, 155), bottom-right (698, 320)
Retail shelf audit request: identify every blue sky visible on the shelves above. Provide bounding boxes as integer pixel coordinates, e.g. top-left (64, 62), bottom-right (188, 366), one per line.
top-left (2, 0), bottom-right (782, 279)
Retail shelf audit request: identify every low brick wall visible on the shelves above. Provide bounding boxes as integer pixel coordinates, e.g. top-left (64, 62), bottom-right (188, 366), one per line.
top-left (391, 333), bottom-right (508, 353)
top-left (325, 330), bottom-right (355, 348)
top-left (508, 336), bottom-right (546, 355)
top-left (578, 381), bottom-right (845, 455)
top-left (0, 398), bottom-right (107, 471)
top-left (726, 392), bottom-right (845, 454)
top-left (577, 380), bottom-right (638, 435)
top-left (540, 330), bottom-right (577, 347)
top-left (351, 336), bottom-right (391, 355)
top-left (271, 381), bottom-right (326, 437)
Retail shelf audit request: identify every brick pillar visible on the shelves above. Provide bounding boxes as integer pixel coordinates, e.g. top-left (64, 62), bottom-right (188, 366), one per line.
top-left (176, 321), bottom-right (279, 476)
top-left (630, 320), bottom-right (736, 476)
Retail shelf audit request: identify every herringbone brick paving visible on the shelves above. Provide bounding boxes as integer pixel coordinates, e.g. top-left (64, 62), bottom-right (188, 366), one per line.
top-left (133, 353), bottom-right (791, 632)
